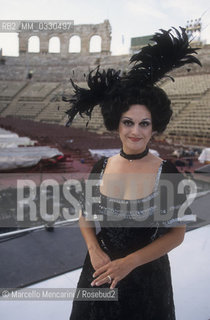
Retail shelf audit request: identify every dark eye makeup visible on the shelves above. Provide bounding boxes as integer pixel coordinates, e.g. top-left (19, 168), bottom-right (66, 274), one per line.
top-left (122, 119), bottom-right (151, 127)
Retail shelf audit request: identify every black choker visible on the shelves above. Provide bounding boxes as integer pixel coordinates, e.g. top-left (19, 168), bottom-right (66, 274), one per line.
top-left (120, 146), bottom-right (149, 161)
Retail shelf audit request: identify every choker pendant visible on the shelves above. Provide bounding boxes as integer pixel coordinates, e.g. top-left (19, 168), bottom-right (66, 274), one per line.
top-left (120, 146), bottom-right (149, 161)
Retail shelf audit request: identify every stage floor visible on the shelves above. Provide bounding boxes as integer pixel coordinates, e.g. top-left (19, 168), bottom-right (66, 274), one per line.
top-left (0, 224), bottom-right (210, 320)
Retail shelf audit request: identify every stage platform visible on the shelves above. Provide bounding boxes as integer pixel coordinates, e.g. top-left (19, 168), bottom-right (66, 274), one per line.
top-left (0, 224), bottom-right (210, 320)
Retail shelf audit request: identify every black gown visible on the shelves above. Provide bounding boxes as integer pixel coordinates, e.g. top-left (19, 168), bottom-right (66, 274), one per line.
top-left (70, 158), bottom-right (190, 320)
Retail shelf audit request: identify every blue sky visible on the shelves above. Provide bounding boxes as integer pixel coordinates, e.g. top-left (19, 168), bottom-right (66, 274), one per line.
top-left (0, 0), bottom-right (209, 56)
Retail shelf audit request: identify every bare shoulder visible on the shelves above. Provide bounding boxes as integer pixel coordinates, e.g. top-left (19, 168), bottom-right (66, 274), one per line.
top-left (105, 154), bottom-right (118, 169)
top-left (108, 153), bottom-right (119, 162)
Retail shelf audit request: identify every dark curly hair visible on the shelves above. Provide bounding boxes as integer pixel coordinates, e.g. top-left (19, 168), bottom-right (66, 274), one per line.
top-left (101, 85), bottom-right (172, 133)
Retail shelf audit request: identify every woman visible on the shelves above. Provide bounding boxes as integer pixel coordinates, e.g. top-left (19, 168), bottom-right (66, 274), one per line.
top-left (63, 27), bottom-right (201, 319)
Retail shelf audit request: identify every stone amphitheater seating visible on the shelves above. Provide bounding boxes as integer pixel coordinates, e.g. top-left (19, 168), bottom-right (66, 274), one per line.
top-left (0, 55), bottom-right (130, 82)
top-left (0, 65), bottom-right (209, 145)
top-left (0, 81), bottom-right (27, 100)
top-left (19, 82), bottom-right (60, 101)
top-left (14, 103), bottom-right (46, 119)
top-left (0, 103), bottom-right (9, 113)
top-left (170, 101), bottom-right (190, 118)
top-left (36, 102), bottom-right (67, 123)
top-left (166, 97), bottom-right (210, 138)
top-left (161, 74), bottom-right (210, 96)
top-left (160, 74), bottom-right (210, 142)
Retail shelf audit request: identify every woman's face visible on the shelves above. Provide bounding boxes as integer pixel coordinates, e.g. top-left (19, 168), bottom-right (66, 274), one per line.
top-left (118, 104), bottom-right (153, 154)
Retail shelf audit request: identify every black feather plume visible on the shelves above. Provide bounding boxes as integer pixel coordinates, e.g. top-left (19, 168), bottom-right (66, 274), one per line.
top-left (62, 27), bottom-right (201, 127)
top-left (127, 27), bottom-right (202, 86)
top-left (62, 66), bottom-right (121, 126)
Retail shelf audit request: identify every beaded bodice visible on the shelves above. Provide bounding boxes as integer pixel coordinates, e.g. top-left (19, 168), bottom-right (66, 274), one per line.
top-left (98, 157), bottom-right (165, 220)
top-left (81, 157), bottom-right (191, 258)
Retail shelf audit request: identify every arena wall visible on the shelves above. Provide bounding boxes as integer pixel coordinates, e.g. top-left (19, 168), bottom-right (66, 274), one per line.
top-left (0, 21), bottom-right (210, 147)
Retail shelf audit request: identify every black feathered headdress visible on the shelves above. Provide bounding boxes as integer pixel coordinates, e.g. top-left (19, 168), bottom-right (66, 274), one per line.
top-left (126, 27), bottom-right (201, 86)
top-left (63, 66), bottom-right (121, 127)
top-left (62, 27), bottom-right (201, 127)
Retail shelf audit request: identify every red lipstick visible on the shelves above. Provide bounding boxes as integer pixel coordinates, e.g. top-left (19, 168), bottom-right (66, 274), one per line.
top-left (129, 137), bottom-right (141, 142)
